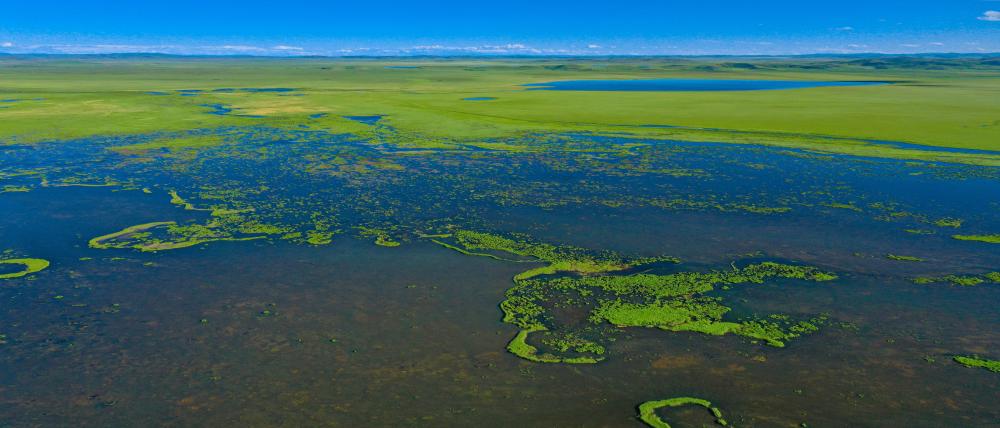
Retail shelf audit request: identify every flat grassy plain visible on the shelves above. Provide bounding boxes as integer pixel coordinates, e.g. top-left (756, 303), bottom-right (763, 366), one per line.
top-left (1, 55), bottom-right (998, 164)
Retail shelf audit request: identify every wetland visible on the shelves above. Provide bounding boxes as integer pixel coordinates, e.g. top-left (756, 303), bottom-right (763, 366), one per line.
top-left (0, 55), bottom-right (998, 427)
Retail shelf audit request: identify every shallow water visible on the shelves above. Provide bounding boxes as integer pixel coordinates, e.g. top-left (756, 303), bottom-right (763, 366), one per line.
top-left (342, 115), bottom-right (385, 125)
top-left (0, 127), bottom-right (997, 427)
top-left (524, 79), bottom-right (888, 91)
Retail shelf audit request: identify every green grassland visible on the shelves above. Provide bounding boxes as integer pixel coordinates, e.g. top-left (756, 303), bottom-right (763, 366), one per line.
top-left (0, 55), bottom-right (998, 164)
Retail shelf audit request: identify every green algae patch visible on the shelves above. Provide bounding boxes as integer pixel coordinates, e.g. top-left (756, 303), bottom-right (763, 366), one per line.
top-left (732, 204), bottom-right (791, 214)
top-left (637, 397), bottom-right (728, 428)
top-left (432, 239), bottom-right (518, 261)
top-left (375, 236), bottom-right (401, 247)
top-left (823, 202), bottom-right (863, 212)
top-left (88, 221), bottom-right (264, 252)
top-left (305, 230), bottom-right (335, 246)
top-left (886, 254), bottom-right (924, 262)
top-left (0, 258), bottom-right (50, 279)
top-left (435, 230), bottom-right (835, 362)
top-left (356, 227), bottom-right (402, 247)
top-left (934, 218), bottom-right (963, 228)
top-left (89, 222), bottom-right (177, 249)
top-left (946, 276), bottom-right (985, 286)
top-left (581, 263), bottom-right (835, 348)
top-left (912, 273), bottom-right (998, 287)
top-left (647, 198), bottom-right (793, 216)
top-left (445, 230), bottom-right (675, 280)
top-left (1, 185), bottom-right (30, 193)
top-left (169, 190), bottom-right (213, 212)
top-left (111, 134), bottom-right (227, 155)
top-left (953, 355), bottom-right (1000, 373)
top-left (506, 327), bottom-right (604, 364)
top-left (952, 234), bottom-right (1000, 244)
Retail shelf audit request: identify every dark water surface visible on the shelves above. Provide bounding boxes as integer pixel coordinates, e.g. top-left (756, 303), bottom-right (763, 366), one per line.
top-left (0, 129), bottom-right (998, 427)
top-left (524, 79), bottom-right (888, 91)
top-left (342, 115), bottom-right (385, 125)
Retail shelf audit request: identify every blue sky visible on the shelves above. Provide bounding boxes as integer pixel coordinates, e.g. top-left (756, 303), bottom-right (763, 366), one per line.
top-left (1, 1), bottom-right (999, 55)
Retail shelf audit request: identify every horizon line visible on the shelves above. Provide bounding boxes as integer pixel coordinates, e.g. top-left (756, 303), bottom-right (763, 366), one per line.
top-left (2, 51), bottom-right (999, 59)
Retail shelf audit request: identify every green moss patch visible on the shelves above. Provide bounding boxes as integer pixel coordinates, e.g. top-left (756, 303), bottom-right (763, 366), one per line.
top-left (506, 327), bottom-right (604, 364)
top-left (88, 220), bottom-right (265, 252)
top-left (953, 355), bottom-right (1000, 373)
top-left (0, 258), bottom-right (50, 280)
top-left (637, 397), bottom-right (728, 428)
top-left (912, 273), bottom-right (999, 287)
top-left (356, 226), bottom-right (402, 247)
top-left (952, 234), bottom-right (1000, 244)
top-left (437, 230), bottom-right (836, 363)
top-left (886, 254), bottom-right (924, 262)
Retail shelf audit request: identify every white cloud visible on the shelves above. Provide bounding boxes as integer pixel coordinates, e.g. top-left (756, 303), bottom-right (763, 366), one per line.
top-left (929, 42), bottom-right (945, 46)
top-left (219, 45), bottom-right (265, 51)
top-left (835, 26), bottom-right (854, 31)
top-left (587, 44), bottom-right (601, 49)
top-left (405, 43), bottom-right (536, 54)
top-left (1, 42), bottom-right (12, 48)
top-left (900, 43), bottom-right (921, 48)
top-left (43, 43), bottom-right (180, 54)
top-left (272, 45), bottom-right (303, 51)
top-left (978, 10), bottom-right (1000, 21)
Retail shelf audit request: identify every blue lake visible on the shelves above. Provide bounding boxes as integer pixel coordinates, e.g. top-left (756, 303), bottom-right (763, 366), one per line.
top-left (200, 103), bottom-right (264, 118)
top-left (343, 115), bottom-right (384, 125)
top-left (463, 97), bottom-right (497, 101)
top-left (524, 79), bottom-right (889, 91)
top-left (241, 87), bottom-right (295, 93)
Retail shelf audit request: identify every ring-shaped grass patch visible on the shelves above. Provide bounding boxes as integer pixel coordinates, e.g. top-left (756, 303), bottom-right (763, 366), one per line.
top-left (0, 258), bottom-right (50, 280)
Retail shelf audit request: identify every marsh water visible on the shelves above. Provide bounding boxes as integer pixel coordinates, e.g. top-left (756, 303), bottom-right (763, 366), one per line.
top-left (523, 79), bottom-right (888, 91)
top-left (0, 128), bottom-right (998, 427)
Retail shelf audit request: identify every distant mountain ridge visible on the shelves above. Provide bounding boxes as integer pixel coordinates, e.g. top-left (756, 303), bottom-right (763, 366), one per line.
top-left (0, 52), bottom-right (998, 60)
